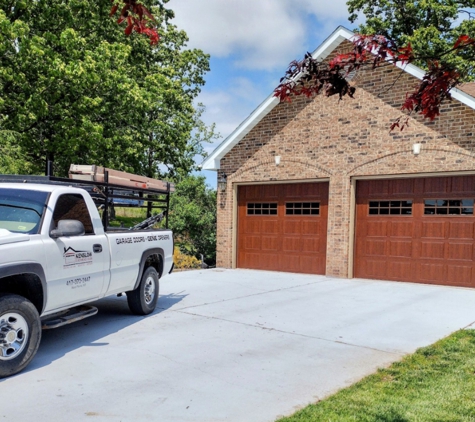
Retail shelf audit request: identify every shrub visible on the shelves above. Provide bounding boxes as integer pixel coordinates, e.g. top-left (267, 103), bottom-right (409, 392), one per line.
top-left (173, 246), bottom-right (201, 270)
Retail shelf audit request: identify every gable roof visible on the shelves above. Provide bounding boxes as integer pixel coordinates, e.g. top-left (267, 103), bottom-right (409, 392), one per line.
top-left (201, 26), bottom-right (475, 171)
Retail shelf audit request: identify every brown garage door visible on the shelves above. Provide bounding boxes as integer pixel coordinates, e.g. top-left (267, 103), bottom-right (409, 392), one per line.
top-left (355, 176), bottom-right (475, 287)
top-left (238, 182), bottom-right (328, 274)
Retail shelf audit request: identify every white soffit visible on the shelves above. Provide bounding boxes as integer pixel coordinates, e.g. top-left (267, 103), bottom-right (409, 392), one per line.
top-left (201, 26), bottom-right (475, 171)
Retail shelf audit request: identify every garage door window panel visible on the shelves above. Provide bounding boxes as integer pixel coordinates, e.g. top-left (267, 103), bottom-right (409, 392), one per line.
top-left (424, 199), bottom-right (474, 215)
top-left (368, 200), bottom-right (412, 215)
top-left (285, 202), bottom-right (320, 215)
top-left (247, 203), bottom-right (278, 215)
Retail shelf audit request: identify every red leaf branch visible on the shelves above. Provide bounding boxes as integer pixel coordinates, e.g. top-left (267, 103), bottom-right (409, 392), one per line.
top-left (274, 33), bottom-right (475, 131)
top-left (110, 0), bottom-right (159, 45)
top-left (402, 63), bottom-right (460, 120)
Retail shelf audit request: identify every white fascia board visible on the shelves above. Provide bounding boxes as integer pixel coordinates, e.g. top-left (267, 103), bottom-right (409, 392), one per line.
top-left (201, 95), bottom-right (279, 170)
top-left (451, 88), bottom-right (475, 109)
top-left (311, 26), bottom-right (354, 60)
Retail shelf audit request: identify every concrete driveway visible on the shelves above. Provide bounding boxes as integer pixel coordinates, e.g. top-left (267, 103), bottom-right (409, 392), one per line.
top-left (3, 269), bottom-right (475, 422)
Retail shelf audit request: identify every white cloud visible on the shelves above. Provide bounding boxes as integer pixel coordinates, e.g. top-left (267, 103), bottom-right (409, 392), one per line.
top-left (299, 0), bottom-right (351, 20)
top-left (171, 0), bottom-right (350, 70)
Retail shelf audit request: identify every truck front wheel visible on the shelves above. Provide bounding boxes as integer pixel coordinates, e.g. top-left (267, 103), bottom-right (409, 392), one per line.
top-left (126, 267), bottom-right (159, 315)
top-left (0, 294), bottom-right (42, 378)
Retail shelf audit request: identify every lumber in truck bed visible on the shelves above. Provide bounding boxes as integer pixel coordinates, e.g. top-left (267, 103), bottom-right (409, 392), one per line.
top-left (69, 165), bottom-right (175, 192)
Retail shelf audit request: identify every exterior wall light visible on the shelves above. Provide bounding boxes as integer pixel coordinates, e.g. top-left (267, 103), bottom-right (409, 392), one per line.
top-left (413, 143), bottom-right (421, 155)
top-left (275, 155), bottom-right (281, 165)
top-left (218, 173), bottom-right (227, 191)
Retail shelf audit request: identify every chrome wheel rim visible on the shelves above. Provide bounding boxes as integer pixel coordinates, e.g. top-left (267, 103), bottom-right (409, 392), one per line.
top-left (144, 276), bottom-right (156, 305)
top-left (0, 313), bottom-right (29, 361)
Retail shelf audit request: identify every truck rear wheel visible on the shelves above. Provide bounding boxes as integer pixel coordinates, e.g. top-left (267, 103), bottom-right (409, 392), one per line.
top-left (0, 294), bottom-right (42, 378)
top-left (126, 267), bottom-right (159, 315)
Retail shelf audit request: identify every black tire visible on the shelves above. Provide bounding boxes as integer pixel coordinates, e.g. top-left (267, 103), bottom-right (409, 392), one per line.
top-left (126, 267), bottom-right (159, 315)
top-left (0, 294), bottom-right (42, 378)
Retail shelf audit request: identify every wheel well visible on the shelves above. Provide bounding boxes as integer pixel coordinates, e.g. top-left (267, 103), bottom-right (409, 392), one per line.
top-left (0, 274), bottom-right (44, 314)
top-left (144, 253), bottom-right (163, 278)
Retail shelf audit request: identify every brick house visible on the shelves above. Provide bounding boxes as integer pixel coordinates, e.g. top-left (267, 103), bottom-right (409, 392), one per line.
top-left (201, 26), bottom-right (475, 288)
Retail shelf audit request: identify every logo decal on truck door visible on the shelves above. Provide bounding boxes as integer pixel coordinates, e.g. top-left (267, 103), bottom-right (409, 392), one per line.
top-left (63, 247), bottom-right (93, 267)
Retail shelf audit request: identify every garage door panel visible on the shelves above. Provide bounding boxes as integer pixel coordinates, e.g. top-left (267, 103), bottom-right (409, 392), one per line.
top-left (283, 220), bottom-right (301, 234)
top-left (389, 221), bottom-right (413, 237)
top-left (421, 222), bottom-right (446, 239)
top-left (261, 236), bottom-right (279, 251)
top-left (283, 184), bottom-right (304, 198)
top-left (420, 241), bottom-right (445, 259)
top-left (244, 236), bottom-right (262, 250)
top-left (250, 253), bottom-right (279, 270)
top-left (390, 178), bottom-right (414, 195)
top-left (242, 253), bottom-right (260, 268)
top-left (262, 254), bottom-right (282, 270)
top-left (389, 241), bottom-right (412, 257)
top-left (388, 261), bottom-right (412, 279)
top-left (262, 220), bottom-right (279, 233)
top-left (449, 222), bottom-right (474, 239)
top-left (365, 260), bottom-right (388, 277)
top-left (283, 255), bottom-right (301, 272)
top-left (284, 182), bottom-right (326, 199)
top-left (243, 220), bottom-right (262, 234)
top-left (301, 238), bottom-right (321, 253)
top-left (300, 256), bottom-right (325, 273)
top-left (282, 237), bottom-right (301, 252)
top-left (238, 182), bottom-right (328, 275)
top-left (366, 221), bottom-right (387, 236)
top-left (447, 265), bottom-right (473, 285)
top-left (447, 242), bottom-right (473, 261)
top-left (364, 239), bottom-right (387, 256)
top-left (449, 175), bottom-right (474, 193)
top-left (356, 176), bottom-right (475, 287)
top-left (366, 180), bottom-right (390, 196)
top-left (421, 177), bottom-right (449, 194)
top-left (418, 263), bottom-right (446, 282)
top-left (244, 184), bottom-right (279, 200)
top-left (301, 220), bottom-right (321, 234)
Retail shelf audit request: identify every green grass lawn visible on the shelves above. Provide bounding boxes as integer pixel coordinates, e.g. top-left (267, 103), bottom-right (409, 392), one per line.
top-left (277, 330), bottom-right (475, 422)
top-left (107, 206), bottom-right (147, 228)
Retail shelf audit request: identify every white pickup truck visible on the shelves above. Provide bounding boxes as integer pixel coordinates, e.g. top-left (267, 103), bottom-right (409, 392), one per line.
top-left (0, 167), bottom-right (174, 377)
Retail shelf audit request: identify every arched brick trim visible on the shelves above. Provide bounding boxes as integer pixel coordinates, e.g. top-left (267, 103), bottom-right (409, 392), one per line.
top-left (232, 157), bottom-right (333, 181)
top-left (346, 147), bottom-right (475, 176)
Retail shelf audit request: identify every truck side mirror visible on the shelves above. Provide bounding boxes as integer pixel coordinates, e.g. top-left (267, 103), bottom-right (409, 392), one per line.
top-left (50, 220), bottom-right (85, 239)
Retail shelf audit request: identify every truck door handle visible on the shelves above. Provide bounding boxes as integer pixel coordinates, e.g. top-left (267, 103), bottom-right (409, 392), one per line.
top-left (93, 244), bottom-right (102, 253)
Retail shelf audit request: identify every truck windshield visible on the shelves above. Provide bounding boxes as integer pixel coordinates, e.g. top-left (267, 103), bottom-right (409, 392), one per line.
top-left (0, 188), bottom-right (48, 234)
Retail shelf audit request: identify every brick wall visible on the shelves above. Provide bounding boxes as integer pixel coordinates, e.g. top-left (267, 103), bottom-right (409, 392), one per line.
top-left (216, 43), bottom-right (475, 277)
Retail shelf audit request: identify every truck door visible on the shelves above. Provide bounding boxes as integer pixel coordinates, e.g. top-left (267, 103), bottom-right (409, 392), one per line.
top-left (42, 193), bottom-right (108, 311)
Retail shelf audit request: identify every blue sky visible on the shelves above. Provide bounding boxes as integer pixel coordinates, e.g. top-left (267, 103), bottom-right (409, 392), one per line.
top-left (170, 0), bottom-right (358, 188)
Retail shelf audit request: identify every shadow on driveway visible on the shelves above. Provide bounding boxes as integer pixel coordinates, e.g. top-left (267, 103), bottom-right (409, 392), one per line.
top-left (4, 291), bottom-right (187, 380)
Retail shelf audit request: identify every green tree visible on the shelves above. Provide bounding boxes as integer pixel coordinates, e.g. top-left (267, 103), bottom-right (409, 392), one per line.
top-left (169, 175), bottom-right (216, 265)
top-left (347, 0), bottom-right (475, 79)
top-left (0, 131), bottom-right (33, 173)
top-left (0, 0), bottom-right (210, 177)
